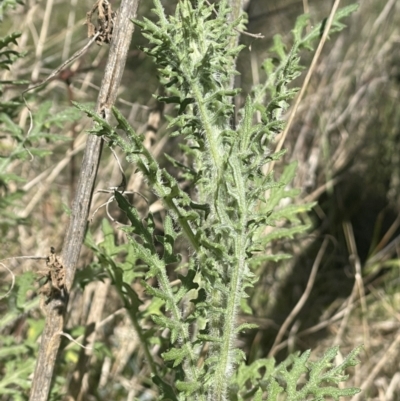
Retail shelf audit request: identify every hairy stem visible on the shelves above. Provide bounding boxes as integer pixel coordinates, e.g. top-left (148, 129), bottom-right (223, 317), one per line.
top-left (212, 158), bottom-right (248, 400)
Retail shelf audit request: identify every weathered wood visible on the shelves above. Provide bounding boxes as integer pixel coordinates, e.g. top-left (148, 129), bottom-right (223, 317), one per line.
top-left (29, 1), bottom-right (140, 400)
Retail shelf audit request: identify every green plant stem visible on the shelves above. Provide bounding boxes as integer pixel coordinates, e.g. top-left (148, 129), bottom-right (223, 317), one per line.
top-left (212, 158), bottom-right (248, 400)
top-left (214, 241), bottom-right (246, 400)
top-left (113, 107), bottom-right (201, 252)
top-left (161, 197), bottom-right (200, 252)
top-left (157, 265), bottom-right (200, 382)
top-left (191, 83), bottom-right (223, 181)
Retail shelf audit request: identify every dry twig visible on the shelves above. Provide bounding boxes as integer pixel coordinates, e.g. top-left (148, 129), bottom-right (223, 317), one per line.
top-left (267, 0), bottom-right (343, 175)
top-left (29, 1), bottom-right (141, 400)
top-left (268, 237), bottom-right (329, 357)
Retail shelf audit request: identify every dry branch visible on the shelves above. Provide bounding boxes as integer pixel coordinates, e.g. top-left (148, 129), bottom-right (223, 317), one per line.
top-left (29, 1), bottom-right (140, 400)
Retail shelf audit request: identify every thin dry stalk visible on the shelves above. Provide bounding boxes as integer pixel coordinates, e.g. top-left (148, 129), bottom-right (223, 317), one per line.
top-left (268, 237), bottom-right (329, 357)
top-left (61, 0), bottom-right (79, 62)
top-left (69, 279), bottom-right (111, 400)
top-left (351, 330), bottom-right (400, 401)
top-left (267, 0), bottom-right (342, 175)
top-left (63, 308), bottom-right (126, 352)
top-left (21, 134), bottom-right (87, 191)
top-left (29, 1), bottom-right (141, 400)
top-left (31, 0), bottom-right (54, 82)
top-left (333, 279), bottom-right (358, 347)
top-left (386, 372), bottom-right (400, 400)
top-left (19, 141), bottom-right (86, 218)
top-left (372, 213), bottom-right (400, 254)
top-left (343, 221), bottom-right (370, 353)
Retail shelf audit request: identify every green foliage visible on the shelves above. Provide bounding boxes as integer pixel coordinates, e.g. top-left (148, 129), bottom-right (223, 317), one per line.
top-left (0, 30), bottom-right (27, 230)
top-left (75, 1), bottom-right (359, 400)
top-left (229, 346), bottom-right (362, 400)
top-left (253, 4), bottom-right (359, 113)
top-left (0, 343), bottom-right (35, 401)
top-left (0, 272), bottom-right (41, 400)
top-left (85, 219), bottom-right (144, 314)
top-left (0, 0), bottom-right (24, 21)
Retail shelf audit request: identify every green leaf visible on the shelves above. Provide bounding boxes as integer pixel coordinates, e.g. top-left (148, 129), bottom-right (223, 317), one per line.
top-left (235, 323), bottom-right (259, 334)
top-left (162, 347), bottom-right (189, 367)
top-left (16, 271), bottom-right (35, 310)
top-left (175, 380), bottom-right (201, 394)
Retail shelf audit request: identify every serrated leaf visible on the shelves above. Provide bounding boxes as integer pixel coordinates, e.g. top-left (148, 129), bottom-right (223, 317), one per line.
top-left (196, 334), bottom-right (222, 343)
top-left (16, 271), bottom-right (35, 309)
top-left (162, 347), bottom-right (188, 367)
top-left (266, 379), bottom-right (284, 401)
top-left (175, 380), bottom-right (201, 394)
top-left (142, 281), bottom-right (170, 302)
top-left (235, 323), bottom-right (258, 334)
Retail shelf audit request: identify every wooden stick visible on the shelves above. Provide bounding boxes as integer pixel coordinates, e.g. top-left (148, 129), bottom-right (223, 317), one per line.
top-left (29, 1), bottom-right (141, 399)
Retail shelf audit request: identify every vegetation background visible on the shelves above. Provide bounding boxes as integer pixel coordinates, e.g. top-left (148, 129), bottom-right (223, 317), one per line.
top-left (0, 0), bottom-right (399, 399)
